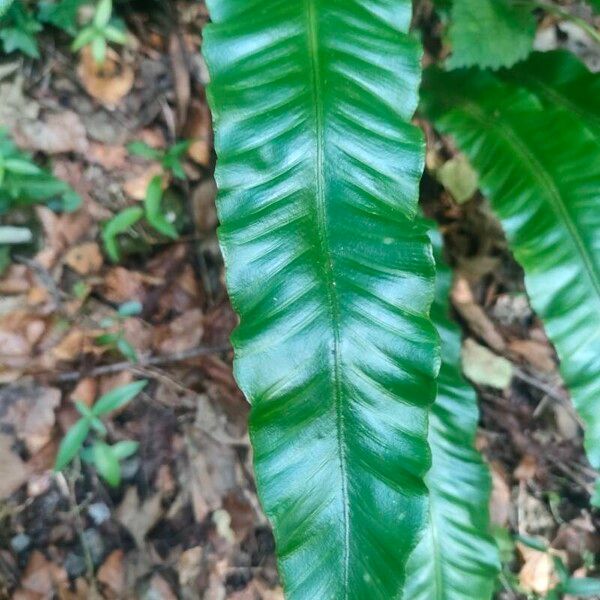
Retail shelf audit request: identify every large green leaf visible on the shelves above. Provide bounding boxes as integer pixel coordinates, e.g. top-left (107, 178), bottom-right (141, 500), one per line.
top-left (498, 50), bottom-right (600, 138)
top-left (447, 0), bottom-right (536, 70)
top-left (421, 67), bottom-right (600, 489)
top-left (404, 228), bottom-right (499, 600)
top-left (203, 1), bottom-right (440, 598)
top-left (0, 0), bottom-right (14, 18)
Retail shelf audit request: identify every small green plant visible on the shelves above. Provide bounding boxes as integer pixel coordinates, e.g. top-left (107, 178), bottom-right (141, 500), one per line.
top-left (127, 140), bottom-right (191, 181)
top-left (71, 0), bottom-right (127, 65)
top-left (55, 380), bottom-right (148, 487)
top-left (0, 128), bottom-right (81, 214)
top-left (96, 300), bottom-right (142, 362)
top-left (38, 0), bottom-right (89, 36)
top-left (0, 2), bottom-right (42, 58)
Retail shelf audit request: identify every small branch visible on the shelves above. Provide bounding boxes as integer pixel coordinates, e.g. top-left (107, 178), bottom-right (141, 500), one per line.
top-left (52, 342), bottom-right (231, 382)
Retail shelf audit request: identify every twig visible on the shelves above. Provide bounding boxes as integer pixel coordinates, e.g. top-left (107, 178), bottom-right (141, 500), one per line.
top-left (52, 342), bottom-right (232, 382)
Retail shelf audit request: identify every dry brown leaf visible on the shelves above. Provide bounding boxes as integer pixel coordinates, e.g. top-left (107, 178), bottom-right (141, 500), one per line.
top-left (0, 385), bottom-right (61, 454)
top-left (102, 267), bottom-right (150, 304)
top-left (154, 309), bottom-right (204, 355)
top-left (123, 163), bottom-right (166, 200)
top-left (87, 142), bottom-right (127, 169)
top-left (509, 339), bottom-right (556, 374)
top-left (191, 177), bottom-right (218, 234)
top-left (64, 242), bottom-right (104, 275)
top-left (185, 99), bottom-right (212, 166)
top-left (452, 277), bottom-right (506, 352)
top-left (0, 433), bottom-right (30, 497)
top-left (69, 377), bottom-right (97, 407)
top-left (13, 111), bottom-right (88, 154)
top-left (18, 551), bottom-right (67, 597)
top-left (77, 46), bottom-right (135, 106)
top-left (117, 487), bottom-right (163, 548)
top-left (97, 550), bottom-right (125, 597)
top-left (514, 455), bottom-right (538, 482)
top-left (517, 543), bottom-right (561, 595)
top-left (489, 461), bottom-right (511, 526)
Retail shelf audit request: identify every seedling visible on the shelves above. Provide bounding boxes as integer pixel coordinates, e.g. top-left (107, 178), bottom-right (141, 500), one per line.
top-left (95, 300), bottom-right (142, 362)
top-left (55, 380), bottom-right (148, 487)
top-left (71, 0), bottom-right (127, 65)
top-left (0, 2), bottom-right (42, 58)
top-left (127, 139), bottom-right (191, 181)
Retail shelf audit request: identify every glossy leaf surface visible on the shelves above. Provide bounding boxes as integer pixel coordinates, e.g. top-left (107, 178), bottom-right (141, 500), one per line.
top-left (203, 1), bottom-right (439, 598)
top-left (498, 50), bottom-right (600, 138)
top-left (404, 228), bottom-right (499, 600)
top-left (422, 68), bottom-right (600, 483)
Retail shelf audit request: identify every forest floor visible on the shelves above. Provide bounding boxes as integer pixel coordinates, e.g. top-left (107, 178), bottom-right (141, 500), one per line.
top-left (0, 1), bottom-right (599, 598)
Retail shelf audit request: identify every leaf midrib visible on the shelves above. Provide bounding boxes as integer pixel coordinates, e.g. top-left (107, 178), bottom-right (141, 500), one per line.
top-left (305, 0), bottom-right (350, 594)
top-left (460, 102), bottom-right (600, 306)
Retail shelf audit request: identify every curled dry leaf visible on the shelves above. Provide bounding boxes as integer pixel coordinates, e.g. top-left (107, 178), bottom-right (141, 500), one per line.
top-left (77, 46), bottom-right (135, 107)
top-left (185, 99), bottom-right (212, 166)
top-left (13, 110), bottom-right (88, 155)
top-left (462, 338), bottom-right (513, 390)
top-left (517, 543), bottom-right (565, 595)
top-left (64, 242), bottom-right (104, 275)
top-left (489, 461), bottom-right (511, 527)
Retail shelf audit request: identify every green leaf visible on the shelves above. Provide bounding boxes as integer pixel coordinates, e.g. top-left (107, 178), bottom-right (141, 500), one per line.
top-left (0, 226), bottom-right (32, 244)
top-left (563, 577), bottom-right (600, 596)
top-left (71, 26), bottom-right (96, 51)
top-left (55, 418), bottom-right (91, 471)
top-left (101, 205), bottom-right (143, 262)
top-left (516, 534), bottom-right (548, 553)
top-left (93, 0), bottom-right (112, 28)
top-left (498, 50), bottom-right (600, 139)
top-left (92, 442), bottom-right (121, 487)
top-left (3, 158), bottom-right (41, 175)
top-left (422, 68), bottom-right (600, 494)
top-left (92, 379), bottom-right (147, 416)
top-left (38, 0), bottom-right (87, 35)
top-left (0, 0), bottom-right (15, 18)
top-left (118, 300), bottom-right (143, 317)
top-left (143, 176), bottom-right (178, 239)
top-left (447, 0), bottom-right (536, 70)
top-left (91, 34), bottom-right (106, 65)
top-left (111, 440), bottom-right (139, 460)
top-left (127, 141), bottom-right (162, 160)
top-left (404, 228), bottom-right (499, 600)
top-left (204, 1), bottom-right (438, 598)
top-left (103, 24), bottom-right (127, 45)
top-left (116, 337), bottom-right (137, 362)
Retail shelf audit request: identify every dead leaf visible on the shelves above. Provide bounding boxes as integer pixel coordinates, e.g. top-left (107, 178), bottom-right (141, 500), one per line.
top-left (18, 551), bottom-right (67, 597)
top-left (123, 163), bottom-right (166, 200)
top-left (191, 178), bottom-right (217, 234)
top-left (462, 338), bottom-right (513, 389)
top-left (517, 543), bottom-right (561, 595)
top-left (69, 378), bottom-right (97, 408)
top-left (102, 267), bottom-right (150, 304)
top-left (185, 99), bottom-right (212, 166)
top-left (0, 385), bottom-right (61, 454)
top-left (88, 142), bottom-right (127, 169)
top-left (78, 46), bottom-right (135, 107)
top-left (64, 242), bottom-right (104, 275)
top-left (514, 455), bottom-right (538, 482)
top-left (489, 461), bottom-right (511, 526)
top-left (452, 277), bottom-right (506, 352)
top-left (169, 34), bottom-right (191, 130)
top-left (0, 433), bottom-right (30, 497)
top-left (436, 154), bottom-right (479, 204)
top-left (116, 487), bottom-right (163, 548)
top-left (13, 111), bottom-right (88, 155)
top-left (509, 339), bottom-right (556, 374)
top-left (154, 309), bottom-right (204, 355)
top-left (97, 550), bottom-right (125, 597)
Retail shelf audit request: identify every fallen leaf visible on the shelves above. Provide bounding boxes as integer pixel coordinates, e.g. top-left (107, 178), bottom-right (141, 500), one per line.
top-left (452, 277), bottom-right (506, 352)
top-left (489, 461), bottom-right (511, 526)
top-left (0, 384), bottom-right (61, 454)
top-left (517, 543), bottom-right (560, 595)
top-left (462, 338), bottom-right (513, 389)
top-left (0, 433), bottom-right (30, 497)
top-left (191, 177), bottom-right (218, 234)
top-left (88, 142), bottom-right (127, 169)
top-left (13, 111), bottom-right (88, 155)
top-left (185, 99), bottom-right (212, 166)
top-left (509, 339), bottom-right (556, 374)
top-left (123, 163), bottom-right (166, 200)
top-left (18, 551), bottom-right (67, 597)
top-left (154, 309), bottom-right (204, 355)
top-left (78, 46), bottom-right (135, 107)
top-left (116, 487), bottom-right (163, 548)
top-left (64, 242), bottom-right (104, 275)
top-left (69, 378), bottom-right (97, 408)
top-left (97, 550), bottom-right (125, 597)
